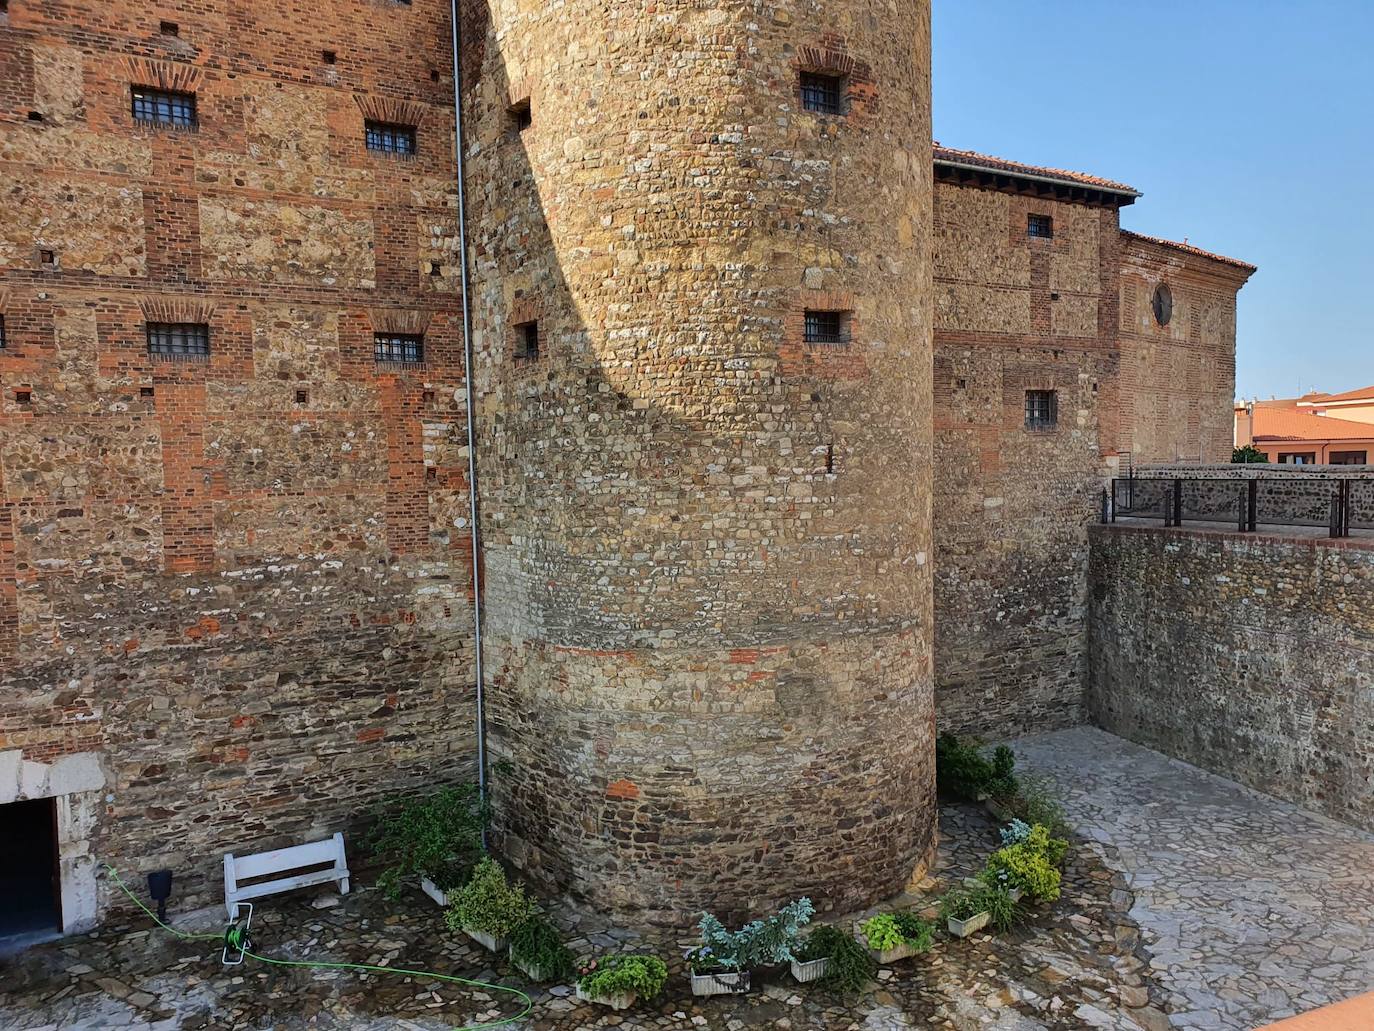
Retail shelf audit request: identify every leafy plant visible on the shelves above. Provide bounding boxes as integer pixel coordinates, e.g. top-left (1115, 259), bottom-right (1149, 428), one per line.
top-left (509, 915), bottom-right (573, 982)
top-left (576, 954), bottom-right (668, 1001)
top-left (1233, 445), bottom-right (1268, 464)
top-left (365, 784), bottom-right (487, 897)
top-left (1002, 774), bottom-right (1070, 838)
top-left (999, 818), bottom-right (1032, 846)
top-left (986, 745), bottom-right (1019, 801)
top-left (940, 883), bottom-right (1018, 932)
top-left (796, 925), bottom-right (876, 995)
top-left (689, 898), bottom-right (815, 971)
top-left (983, 824), bottom-right (1069, 902)
top-left (936, 733), bottom-right (994, 800)
top-left (860, 911), bottom-right (933, 953)
top-left (444, 857), bottom-right (536, 939)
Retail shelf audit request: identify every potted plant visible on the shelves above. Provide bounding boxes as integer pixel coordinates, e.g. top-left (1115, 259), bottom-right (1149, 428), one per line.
top-left (509, 914), bottom-right (574, 983)
top-left (790, 924), bottom-right (875, 991)
top-left (859, 911), bottom-right (934, 964)
top-left (941, 882), bottom-right (1017, 938)
top-left (443, 857), bottom-right (536, 952)
top-left (686, 898), bottom-right (814, 997)
top-left (936, 733), bottom-right (994, 801)
top-left (575, 954), bottom-right (668, 1011)
top-left (984, 746), bottom-right (1020, 820)
top-left (983, 823), bottom-right (1068, 902)
top-left (364, 784), bottom-right (486, 904)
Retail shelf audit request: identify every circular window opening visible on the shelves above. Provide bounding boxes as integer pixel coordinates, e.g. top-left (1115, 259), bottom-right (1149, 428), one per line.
top-left (1152, 283), bottom-right (1173, 327)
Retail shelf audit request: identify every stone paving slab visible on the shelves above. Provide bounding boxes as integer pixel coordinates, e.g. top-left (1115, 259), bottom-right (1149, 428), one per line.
top-left (1008, 727), bottom-right (1374, 1031)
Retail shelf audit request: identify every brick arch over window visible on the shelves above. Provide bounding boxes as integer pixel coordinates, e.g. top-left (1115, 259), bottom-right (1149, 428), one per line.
top-left (367, 309), bottom-right (431, 336)
top-left (353, 95), bottom-right (429, 133)
top-left (119, 56), bottom-right (202, 93)
top-left (138, 296), bottom-right (215, 325)
top-left (791, 42), bottom-right (876, 120)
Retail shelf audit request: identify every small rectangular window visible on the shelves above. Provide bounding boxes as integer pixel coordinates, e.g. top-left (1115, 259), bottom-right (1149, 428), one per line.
top-left (800, 72), bottom-right (845, 116)
top-left (0, 315), bottom-right (6, 348)
top-left (1028, 214), bottom-right (1054, 239)
top-left (514, 320), bottom-right (539, 360)
top-left (365, 121), bottom-right (416, 156)
top-left (1278, 452), bottom-right (1316, 465)
top-left (374, 333), bottom-right (424, 364)
top-left (509, 100), bottom-right (532, 133)
top-left (1330, 451), bottom-right (1367, 465)
top-left (1025, 389), bottom-right (1058, 430)
top-left (147, 322), bottom-right (210, 358)
top-left (804, 310), bottom-right (850, 346)
top-left (159, 20), bottom-right (179, 36)
top-left (132, 86), bottom-right (197, 129)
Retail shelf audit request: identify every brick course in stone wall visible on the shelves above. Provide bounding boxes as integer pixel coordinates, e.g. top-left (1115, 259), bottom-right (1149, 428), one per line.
top-left (0, 0), bottom-right (476, 920)
top-left (1088, 525), bottom-right (1374, 832)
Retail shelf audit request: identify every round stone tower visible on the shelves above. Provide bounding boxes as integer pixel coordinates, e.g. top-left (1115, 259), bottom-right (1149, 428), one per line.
top-left (460, 0), bottom-right (935, 924)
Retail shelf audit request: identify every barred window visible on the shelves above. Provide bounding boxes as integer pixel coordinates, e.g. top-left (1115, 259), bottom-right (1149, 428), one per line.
top-left (1025, 390), bottom-right (1058, 430)
top-left (374, 333), bottom-right (423, 363)
top-left (800, 72), bottom-right (845, 116)
top-left (365, 121), bottom-right (416, 156)
top-left (131, 87), bottom-right (197, 129)
top-left (0, 315), bottom-right (6, 349)
top-left (1028, 214), bottom-right (1054, 239)
top-left (147, 322), bottom-right (210, 358)
top-left (514, 320), bottom-right (539, 360)
top-left (804, 309), bottom-right (850, 346)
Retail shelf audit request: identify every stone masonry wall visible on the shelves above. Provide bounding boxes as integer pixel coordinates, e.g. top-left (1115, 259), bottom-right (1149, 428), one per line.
top-left (932, 182), bottom-right (1122, 737)
top-left (0, 1), bottom-right (476, 920)
top-left (461, 0), bottom-right (937, 926)
top-left (1088, 525), bottom-right (1374, 832)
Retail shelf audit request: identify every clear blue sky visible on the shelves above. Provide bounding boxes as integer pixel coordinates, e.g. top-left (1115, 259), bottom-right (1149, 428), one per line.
top-left (933, 1), bottom-right (1374, 400)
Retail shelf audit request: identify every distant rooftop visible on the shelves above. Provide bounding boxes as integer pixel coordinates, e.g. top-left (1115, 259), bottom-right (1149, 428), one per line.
top-left (1310, 384), bottom-right (1374, 404)
top-left (1247, 406), bottom-right (1374, 442)
top-left (1121, 230), bottom-right (1258, 273)
top-left (933, 144), bottom-right (1140, 207)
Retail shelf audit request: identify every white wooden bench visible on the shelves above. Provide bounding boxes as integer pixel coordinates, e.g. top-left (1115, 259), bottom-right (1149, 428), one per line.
top-left (223, 832), bottom-right (350, 920)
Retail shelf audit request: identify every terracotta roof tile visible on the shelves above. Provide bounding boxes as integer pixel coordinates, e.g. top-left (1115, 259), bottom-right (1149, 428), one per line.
top-left (1251, 408), bottom-right (1374, 442)
top-left (1120, 230), bottom-right (1257, 272)
top-left (1314, 384), bottom-right (1374, 403)
top-left (932, 144), bottom-right (1140, 196)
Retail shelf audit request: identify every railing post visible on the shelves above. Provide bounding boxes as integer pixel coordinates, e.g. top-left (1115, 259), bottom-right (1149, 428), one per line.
top-left (1247, 479), bottom-right (1258, 532)
top-left (1237, 484), bottom-right (1247, 533)
top-left (1172, 478), bottom-right (1183, 528)
top-left (1101, 487), bottom-right (1110, 525)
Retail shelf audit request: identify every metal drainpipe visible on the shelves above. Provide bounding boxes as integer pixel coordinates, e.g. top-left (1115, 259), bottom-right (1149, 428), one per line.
top-left (447, 0), bottom-right (488, 836)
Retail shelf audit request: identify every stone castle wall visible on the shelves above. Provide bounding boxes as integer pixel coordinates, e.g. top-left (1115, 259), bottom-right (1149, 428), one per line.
top-left (0, 0), bottom-right (477, 919)
top-left (931, 182), bottom-right (1122, 737)
top-left (1088, 525), bottom-right (1374, 832)
top-left (461, 0), bottom-right (937, 924)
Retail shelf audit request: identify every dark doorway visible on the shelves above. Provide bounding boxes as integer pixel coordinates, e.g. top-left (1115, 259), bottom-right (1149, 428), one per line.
top-left (0, 798), bottom-right (61, 940)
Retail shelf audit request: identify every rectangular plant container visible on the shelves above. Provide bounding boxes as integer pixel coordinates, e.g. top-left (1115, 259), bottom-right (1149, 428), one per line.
top-left (463, 926), bottom-right (508, 953)
top-left (689, 969), bottom-right (750, 996)
top-left (419, 877), bottom-right (450, 907)
top-left (575, 986), bottom-right (637, 1010)
top-left (868, 941), bottom-right (920, 964)
top-left (946, 911), bottom-right (991, 938)
top-left (510, 950), bottom-right (552, 983)
top-left (790, 957), bottom-right (830, 983)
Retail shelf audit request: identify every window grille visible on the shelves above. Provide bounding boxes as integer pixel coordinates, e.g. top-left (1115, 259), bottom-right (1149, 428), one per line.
top-left (147, 322), bottom-right (210, 357)
top-left (1028, 214), bottom-right (1054, 239)
top-left (0, 315), bottom-right (6, 349)
top-left (1025, 390), bottom-right (1058, 430)
top-left (800, 72), bottom-right (845, 115)
top-left (374, 333), bottom-right (423, 363)
top-left (132, 87), bottom-right (197, 129)
top-left (365, 121), bottom-right (416, 156)
top-left (515, 321), bottom-right (539, 360)
top-left (804, 310), bottom-right (850, 346)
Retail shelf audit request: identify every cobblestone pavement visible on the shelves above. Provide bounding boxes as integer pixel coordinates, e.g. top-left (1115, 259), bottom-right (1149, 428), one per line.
top-left (4, 731), bottom-right (1369, 1030)
top-left (1009, 727), bottom-right (1374, 1030)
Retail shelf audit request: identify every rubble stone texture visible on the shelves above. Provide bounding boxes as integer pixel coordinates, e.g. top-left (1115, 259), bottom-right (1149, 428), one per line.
top-left (459, 1), bottom-right (937, 924)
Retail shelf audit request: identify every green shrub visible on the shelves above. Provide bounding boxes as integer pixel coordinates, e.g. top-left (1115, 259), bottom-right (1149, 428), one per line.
top-left (860, 911), bottom-right (933, 953)
top-left (939, 883), bottom-right (1018, 933)
top-left (983, 824), bottom-right (1068, 902)
top-left (1233, 445), bottom-right (1268, 464)
top-left (576, 954), bottom-right (668, 1001)
top-left (365, 784), bottom-right (487, 897)
top-left (796, 925), bottom-right (876, 995)
top-left (444, 857), bottom-right (536, 939)
top-left (509, 915), bottom-right (573, 982)
top-left (936, 733), bottom-right (995, 800)
top-left (689, 898), bottom-right (814, 971)
top-left (986, 745), bottom-right (1019, 801)
top-left (1003, 774), bottom-right (1070, 838)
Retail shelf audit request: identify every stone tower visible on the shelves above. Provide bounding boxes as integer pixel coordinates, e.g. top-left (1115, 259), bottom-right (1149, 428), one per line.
top-left (461, 0), bottom-right (935, 923)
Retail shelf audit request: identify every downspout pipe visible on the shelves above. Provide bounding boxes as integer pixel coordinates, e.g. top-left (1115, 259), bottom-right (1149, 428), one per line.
top-left (448, 0), bottom-right (488, 838)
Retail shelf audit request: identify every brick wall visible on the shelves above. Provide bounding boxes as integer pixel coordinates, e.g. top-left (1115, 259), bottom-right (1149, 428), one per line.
top-left (0, 0), bottom-right (476, 915)
top-left (1088, 525), bottom-right (1374, 832)
top-left (932, 182), bottom-right (1122, 736)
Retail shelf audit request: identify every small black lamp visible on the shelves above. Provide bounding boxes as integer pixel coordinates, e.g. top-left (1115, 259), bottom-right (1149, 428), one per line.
top-left (147, 869), bottom-right (174, 922)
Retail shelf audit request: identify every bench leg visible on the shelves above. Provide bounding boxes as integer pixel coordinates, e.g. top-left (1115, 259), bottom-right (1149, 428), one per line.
top-left (227, 900), bottom-right (239, 922)
top-left (339, 876), bottom-right (350, 896)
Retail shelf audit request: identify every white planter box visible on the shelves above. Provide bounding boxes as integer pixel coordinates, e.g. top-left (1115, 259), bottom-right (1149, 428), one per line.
top-left (463, 926), bottom-right (508, 953)
top-left (946, 911), bottom-right (991, 938)
top-left (868, 941), bottom-right (920, 965)
top-left (510, 950), bottom-right (553, 983)
top-left (690, 969), bottom-right (750, 996)
top-left (790, 957), bottom-right (830, 983)
top-left (962, 877), bottom-right (1022, 904)
top-left (420, 877), bottom-right (450, 907)
top-left (575, 985), bottom-right (637, 1010)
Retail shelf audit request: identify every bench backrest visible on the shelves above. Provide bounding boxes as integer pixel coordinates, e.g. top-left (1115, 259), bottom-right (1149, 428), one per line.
top-left (229, 836), bottom-right (342, 883)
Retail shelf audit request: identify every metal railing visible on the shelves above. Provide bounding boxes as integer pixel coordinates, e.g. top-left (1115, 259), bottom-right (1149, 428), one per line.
top-left (1104, 474), bottom-right (1368, 539)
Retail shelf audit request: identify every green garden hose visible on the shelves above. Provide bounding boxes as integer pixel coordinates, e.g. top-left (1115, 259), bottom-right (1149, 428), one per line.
top-left (103, 864), bottom-right (533, 1030)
